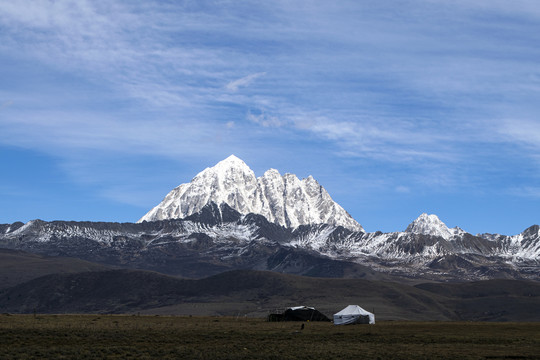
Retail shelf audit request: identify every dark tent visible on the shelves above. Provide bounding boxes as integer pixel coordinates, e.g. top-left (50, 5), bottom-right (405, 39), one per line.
top-left (268, 306), bottom-right (330, 322)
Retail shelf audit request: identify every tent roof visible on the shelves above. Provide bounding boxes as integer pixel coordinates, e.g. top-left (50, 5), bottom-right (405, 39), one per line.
top-left (282, 306), bottom-right (330, 322)
top-left (334, 305), bottom-right (373, 316)
top-left (288, 306), bottom-right (315, 311)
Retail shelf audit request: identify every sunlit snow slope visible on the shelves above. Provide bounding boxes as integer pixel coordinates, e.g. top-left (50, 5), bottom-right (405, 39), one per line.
top-left (138, 155), bottom-right (363, 232)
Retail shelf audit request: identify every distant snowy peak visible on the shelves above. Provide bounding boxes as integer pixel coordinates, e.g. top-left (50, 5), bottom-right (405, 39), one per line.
top-left (405, 213), bottom-right (465, 240)
top-left (138, 155), bottom-right (364, 232)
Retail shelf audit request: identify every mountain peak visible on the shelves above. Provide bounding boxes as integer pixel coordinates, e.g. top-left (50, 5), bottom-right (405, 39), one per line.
top-left (138, 156), bottom-right (363, 231)
top-left (405, 213), bottom-right (453, 239)
top-left (263, 168), bottom-right (281, 177)
top-left (203, 155), bottom-right (251, 174)
top-left (217, 154), bottom-right (247, 166)
top-left (194, 155), bottom-right (254, 182)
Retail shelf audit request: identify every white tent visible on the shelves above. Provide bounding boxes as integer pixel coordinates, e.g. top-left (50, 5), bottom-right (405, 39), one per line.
top-left (333, 305), bottom-right (375, 325)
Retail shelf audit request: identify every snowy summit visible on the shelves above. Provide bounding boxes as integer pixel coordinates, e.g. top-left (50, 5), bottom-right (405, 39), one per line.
top-left (405, 213), bottom-right (465, 240)
top-left (138, 155), bottom-right (364, 231)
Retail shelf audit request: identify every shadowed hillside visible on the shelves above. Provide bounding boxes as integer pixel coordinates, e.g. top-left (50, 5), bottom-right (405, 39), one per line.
top-left (1, 269), bottom-right (539, 321)
top-left (0, 248), bottom-right (111, 290)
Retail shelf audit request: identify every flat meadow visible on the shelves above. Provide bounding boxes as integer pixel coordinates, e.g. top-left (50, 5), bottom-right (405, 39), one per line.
top-left (0, 314), bottom-right (538, 359)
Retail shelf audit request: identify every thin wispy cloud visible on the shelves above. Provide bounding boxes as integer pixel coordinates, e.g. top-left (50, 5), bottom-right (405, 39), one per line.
top-left (226, 72), bottom-right (266, 92)
top-left (247, 111), bottom-right (284, 128)
top-left (2, 0), bottom-right (537, 164)
top-left (499, 119), bottom-right (540, 149)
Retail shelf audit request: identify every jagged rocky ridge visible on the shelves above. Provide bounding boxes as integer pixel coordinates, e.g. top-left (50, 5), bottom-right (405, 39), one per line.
top-left (138, 155), bottom-right (363, 232)
top-left (1, 203), bottom-right (538, 281)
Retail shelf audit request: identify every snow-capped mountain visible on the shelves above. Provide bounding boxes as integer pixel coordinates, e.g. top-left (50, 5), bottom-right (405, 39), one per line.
top-left (138, 155), bottom-right (363, 232)
top-left (404, 213), bottom-right (466, 240)
top-left (1, 156), bottom-right (538, 282)
top-left (1, 204), bottom-right (538, 281)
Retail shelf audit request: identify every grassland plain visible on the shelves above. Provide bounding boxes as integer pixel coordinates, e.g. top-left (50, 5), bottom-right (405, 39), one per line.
top-left (0, 314), bottom-right (538, 359)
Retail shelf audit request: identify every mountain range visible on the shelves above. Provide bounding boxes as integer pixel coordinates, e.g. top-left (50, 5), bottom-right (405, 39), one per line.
top-left (0, 155), bottom-right (539, 318)
top-left (1, 201), bottom-right (538, 281)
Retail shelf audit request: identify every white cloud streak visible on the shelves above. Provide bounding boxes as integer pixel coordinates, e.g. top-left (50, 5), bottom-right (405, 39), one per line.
top-left (226, 72), bottom-right (266, 92)
top-left (499, 119), bottom-right (540, 149)
top-left (509, 186), bottom-right (540, 199)
top-left (247, 111), bottom-right (284, 128)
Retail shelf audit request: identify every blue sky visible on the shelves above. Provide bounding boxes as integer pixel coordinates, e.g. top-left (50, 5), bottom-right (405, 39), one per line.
top-left (1, 1), bottom-right (539, 235)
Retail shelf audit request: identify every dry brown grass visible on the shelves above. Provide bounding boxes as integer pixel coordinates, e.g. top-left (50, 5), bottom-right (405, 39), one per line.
top-left (0, 314), bottom-right (538, 359)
